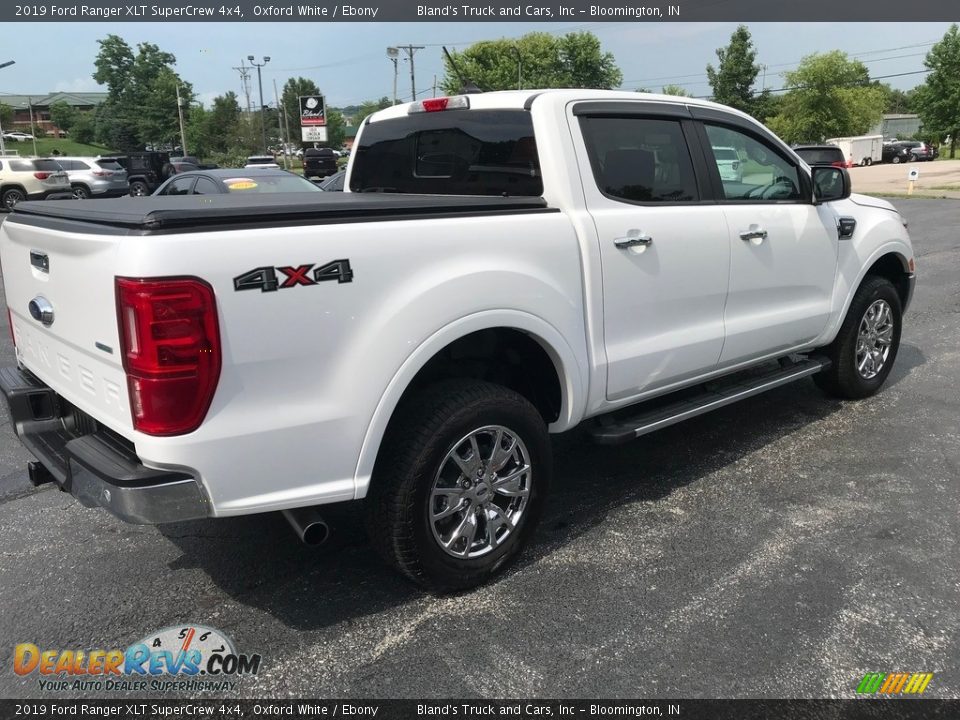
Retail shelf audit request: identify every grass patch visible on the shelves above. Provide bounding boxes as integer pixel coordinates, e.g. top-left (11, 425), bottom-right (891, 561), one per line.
top-left (928, 184), bottom-right (960, 191)
top-left (863, 191), bottom-right (953, 200)
top-left (1, 138), bottom-right (117, 157)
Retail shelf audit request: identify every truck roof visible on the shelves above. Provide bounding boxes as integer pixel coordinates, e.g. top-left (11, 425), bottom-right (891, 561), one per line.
top-left (366, 88), bottom-right (756, 123)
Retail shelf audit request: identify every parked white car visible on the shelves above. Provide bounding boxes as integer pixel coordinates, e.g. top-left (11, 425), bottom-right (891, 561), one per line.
top-left (711, 145), bottom-right (743, 182)
top-left (2, 131), bottom-right (35, 142)
top-left (0, 90), bottom-right (915, 591)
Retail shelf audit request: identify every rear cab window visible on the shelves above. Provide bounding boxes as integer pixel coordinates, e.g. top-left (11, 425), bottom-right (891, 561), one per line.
top-left (350, 109), bottom-right (543, 196)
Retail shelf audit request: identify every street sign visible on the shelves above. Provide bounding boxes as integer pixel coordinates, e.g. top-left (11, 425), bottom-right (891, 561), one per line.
top-left (299, 95), bottom-right (326, 127)
top-left (908, 167), bottom-right (920, 181)
top-left (302, 126), bottom-right (328, 142)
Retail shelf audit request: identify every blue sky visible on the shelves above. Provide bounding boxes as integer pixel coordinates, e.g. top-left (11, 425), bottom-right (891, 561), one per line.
top-left (1, 22), bottom-right (953, 109)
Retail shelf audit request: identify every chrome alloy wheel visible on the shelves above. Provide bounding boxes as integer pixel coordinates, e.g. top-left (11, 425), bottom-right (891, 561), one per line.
top-left (429, 425), bottom-right (532, 559)
top-left (856, 299), bottom-right (894, 380)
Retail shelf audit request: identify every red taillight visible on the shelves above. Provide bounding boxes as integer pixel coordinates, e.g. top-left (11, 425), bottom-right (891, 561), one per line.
top-left (116, 277), bottom-right (221, 436)
top-left (33, 172), bottom-right (51, 180)
top-left (92, 170), bottom-right (112, 177)
top-left (421, 98), bottom-right (450, 112)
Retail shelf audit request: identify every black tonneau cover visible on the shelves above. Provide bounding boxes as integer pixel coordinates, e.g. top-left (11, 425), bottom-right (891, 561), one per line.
top-left (9, 192), bottom-right (551, 233)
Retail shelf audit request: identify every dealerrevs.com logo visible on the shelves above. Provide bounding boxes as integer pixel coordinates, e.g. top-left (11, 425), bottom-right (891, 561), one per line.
top-left (856, 672), bottom-right (934, 695)
top-left (13, 625), bottom-right (261, 693)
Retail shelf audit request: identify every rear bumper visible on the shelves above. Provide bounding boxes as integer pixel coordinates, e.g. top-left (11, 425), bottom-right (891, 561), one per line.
top-left (0, 366), bottom-right (209, 524)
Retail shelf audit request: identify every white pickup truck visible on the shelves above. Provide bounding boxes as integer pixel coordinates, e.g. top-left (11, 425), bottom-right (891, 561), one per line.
top-left (0, 90), bottom-right (915, 591)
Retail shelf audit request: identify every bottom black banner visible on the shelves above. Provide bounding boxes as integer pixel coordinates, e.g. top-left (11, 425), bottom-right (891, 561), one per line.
top-left (1, 700), bottom-right (958, 720)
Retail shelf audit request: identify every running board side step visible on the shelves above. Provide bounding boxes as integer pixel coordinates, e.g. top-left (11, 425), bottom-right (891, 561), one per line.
top-left (589, 356), bottom-right (831, 445)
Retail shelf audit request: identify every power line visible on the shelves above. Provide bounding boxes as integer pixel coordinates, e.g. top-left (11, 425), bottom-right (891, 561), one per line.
top-left (621, 43), bottom-right (937, 88)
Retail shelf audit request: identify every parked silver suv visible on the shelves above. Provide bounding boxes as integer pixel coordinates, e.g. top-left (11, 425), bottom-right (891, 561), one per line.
top-left (0, 157), bottom-right (70, 208)
top-left (55, 156), bottom-right (130, 199)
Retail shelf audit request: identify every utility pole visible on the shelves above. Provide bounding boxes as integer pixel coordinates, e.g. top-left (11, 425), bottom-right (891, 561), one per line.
top-left (248, 55), bottom-right (270, 153)
top-left (432, 75), bottom-right (437, 98)
top-left (386, 47), bottom-right (399, 105)
top-left (175, 84), bottom-right (188, 156)
top-left (272, 78), bottom-right (289, 169)
top-left (233, 59), bottom-right (253, 113)
top-left (0, 60), bottom-right (12, 157)
top-left (27, 97), bottom-right (38, 157)
top-left (399, 45), bottom-right (424, 102)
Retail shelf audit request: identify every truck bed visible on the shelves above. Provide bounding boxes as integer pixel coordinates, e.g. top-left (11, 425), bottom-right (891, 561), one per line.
top-left (8, 193), bottom-right (553, 234)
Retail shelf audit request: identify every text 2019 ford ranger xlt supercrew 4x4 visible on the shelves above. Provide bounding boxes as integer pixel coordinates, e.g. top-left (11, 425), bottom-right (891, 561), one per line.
top-left (0, 90), bottom-right (915, 590)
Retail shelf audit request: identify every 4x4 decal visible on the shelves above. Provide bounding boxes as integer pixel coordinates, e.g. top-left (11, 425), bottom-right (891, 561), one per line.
top-left (234, 260), bottom-right (354, 292)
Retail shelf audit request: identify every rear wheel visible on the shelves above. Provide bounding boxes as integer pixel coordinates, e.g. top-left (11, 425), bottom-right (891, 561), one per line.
top-left (366, 380), bottom-right (550, 592)
top-left (892, 155), bottom-right (901, 164)
top-left (2, 188), bottom-right (25, 209)
top-left (814, 276), bottom-right (902, 399)
top-left (72, 185), bottom-right (90, 199)
top-left (129, 181), bottom-right (149, 197)
top-left (863, 157), bottom-right (873, 167)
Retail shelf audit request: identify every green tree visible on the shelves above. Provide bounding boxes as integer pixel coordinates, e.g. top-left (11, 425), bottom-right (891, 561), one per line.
top-left (71, 112), bottom-right (96, 144)
top-left (92, 34), bottom-right (191, 150)
top-left (661, 84), bottom-right (691, 97)
top-left (354, 97), bottom-right (392, 125)
top-left (441, 31), bottom-right (622, 94)
top-left (880, 85), bottom-right (915, 114)
top-left (706, 25), bottom-right (763, 114)
top-left (319, 108), bottom-right (344, 149)
top-left (0, 103), bottom-right (12, 128)
top-left (49, 101), bottom-right (78, 134)
top-left (766, 51), bottom-right (885, 144)
top-left (187, 93), bottom-right (241, 158)
top-left (913, 24), bottom-right (960, 158)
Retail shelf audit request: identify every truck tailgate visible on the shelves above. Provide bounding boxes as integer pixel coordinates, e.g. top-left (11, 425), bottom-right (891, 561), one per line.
top-left (0, 218), bottom-right (132, 435)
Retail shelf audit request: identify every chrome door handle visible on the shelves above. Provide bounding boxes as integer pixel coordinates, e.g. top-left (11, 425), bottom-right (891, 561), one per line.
top-left (739, 228), bottom-right (768, 242)
top-left (614, 234), bottom-right (653, 249)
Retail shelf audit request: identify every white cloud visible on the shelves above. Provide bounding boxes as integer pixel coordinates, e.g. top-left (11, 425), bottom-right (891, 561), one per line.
top-left (53, 77), bottom-right (103, 93)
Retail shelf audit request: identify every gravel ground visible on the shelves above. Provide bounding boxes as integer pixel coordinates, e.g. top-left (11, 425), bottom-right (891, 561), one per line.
top-left (0, 199), bottom-right (957, 699)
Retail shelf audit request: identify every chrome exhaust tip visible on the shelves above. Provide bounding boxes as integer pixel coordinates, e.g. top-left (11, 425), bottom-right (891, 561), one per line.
top-left (282, 507), bottom-right (330, 546)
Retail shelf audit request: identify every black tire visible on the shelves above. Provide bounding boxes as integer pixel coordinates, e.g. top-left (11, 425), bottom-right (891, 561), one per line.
top-left (863, 157), bottom-right (873, 167)
top-left (2, 188), bottom-right (25, 209)
top-left (814, 276), bottom-right (902, 399)
top-left (72, 185), bottom-right (90, 200)
top-left (892, 155), bottom-right (901, 164)
top-left (129, 181), bottom-right (149, 197)
top-left (366, 380), bottom-right (551, 592)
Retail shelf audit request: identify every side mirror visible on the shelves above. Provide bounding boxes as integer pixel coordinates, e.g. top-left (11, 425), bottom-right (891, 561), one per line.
top-left (812, 165), bottom-right (851, 203)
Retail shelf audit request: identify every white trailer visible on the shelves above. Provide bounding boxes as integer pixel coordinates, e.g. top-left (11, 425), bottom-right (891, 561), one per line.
top-left (826, 134), bottom-right (884, 166)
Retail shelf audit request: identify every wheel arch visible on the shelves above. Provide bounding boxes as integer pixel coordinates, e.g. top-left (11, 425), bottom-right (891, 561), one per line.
top-left (353, 310), bottom-right (587, 500)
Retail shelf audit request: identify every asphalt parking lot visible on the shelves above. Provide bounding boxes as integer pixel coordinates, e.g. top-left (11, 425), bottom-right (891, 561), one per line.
top-left (0, 199), bottom-right (958, 700)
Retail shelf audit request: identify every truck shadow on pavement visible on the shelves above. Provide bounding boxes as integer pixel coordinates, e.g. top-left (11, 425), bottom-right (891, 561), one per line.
top-left (158, 343), bottom-right (925, 629)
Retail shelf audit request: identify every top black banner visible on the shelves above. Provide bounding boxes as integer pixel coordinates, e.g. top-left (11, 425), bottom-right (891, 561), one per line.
top-left (2, 0), bottom-right (958, 23)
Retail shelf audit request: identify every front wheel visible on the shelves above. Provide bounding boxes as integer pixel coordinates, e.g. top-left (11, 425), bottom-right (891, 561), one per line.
top-left (814, 276), bottom-right (902, 399)
top-left (129, 181), bottom-right (149, 197)
top-left (863, 157), bottom-right (873, 167)
top-left (72, 185), bottom-right (90, 199)
top-left (892, 155), bottom-right (901, 164)
top-left (366, 380), bottom-right (551, 592)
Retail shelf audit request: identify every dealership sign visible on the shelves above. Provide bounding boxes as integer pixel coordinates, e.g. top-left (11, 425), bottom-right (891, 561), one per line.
top-left (299, 95), bottom-right (326, 126)
top-left (301, 126), bottom-right (328, 142)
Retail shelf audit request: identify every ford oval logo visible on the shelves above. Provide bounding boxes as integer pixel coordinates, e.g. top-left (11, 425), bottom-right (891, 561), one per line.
top-left (28, 296), bottom-right (54, 327)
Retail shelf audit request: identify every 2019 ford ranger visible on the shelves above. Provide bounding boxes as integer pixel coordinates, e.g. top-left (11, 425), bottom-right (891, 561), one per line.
top-left (0, 90), bottom-right (915, 591)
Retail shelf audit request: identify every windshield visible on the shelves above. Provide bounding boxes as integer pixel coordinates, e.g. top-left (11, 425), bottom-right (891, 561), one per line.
top-left (222, 174), bottom-right (321, 193)
top-left (350, 109), bottom-right (543, 196)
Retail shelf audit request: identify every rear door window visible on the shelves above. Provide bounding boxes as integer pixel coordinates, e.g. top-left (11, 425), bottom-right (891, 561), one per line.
top-left (350, 110), bottom-right (542, 196)
top-left (578, 116), bottom-right (699, 203)
top-left (160, 177), bottom-right (196, 195)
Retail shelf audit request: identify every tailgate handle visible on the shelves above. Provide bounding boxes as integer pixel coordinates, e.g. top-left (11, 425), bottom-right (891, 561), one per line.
top-left (30, 250), bottom-right (50, 273)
